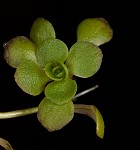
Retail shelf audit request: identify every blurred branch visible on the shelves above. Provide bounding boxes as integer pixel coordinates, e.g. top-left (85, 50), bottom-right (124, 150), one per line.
top-left (0, 138), bottom-right (13, 150)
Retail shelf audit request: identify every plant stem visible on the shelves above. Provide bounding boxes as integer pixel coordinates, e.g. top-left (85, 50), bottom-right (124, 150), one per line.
top-left (0, 85), bottom-right (98, 119)
top-left (0, 107), bottom-right (38, 119)
top-left (0, 138), bottom-right (13, 150)
top-left (74, 84), bottom-right (99, 99)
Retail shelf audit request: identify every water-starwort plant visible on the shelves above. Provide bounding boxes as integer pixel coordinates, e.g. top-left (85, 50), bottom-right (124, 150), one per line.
top-left (0, 17), bottom-right (113, 149)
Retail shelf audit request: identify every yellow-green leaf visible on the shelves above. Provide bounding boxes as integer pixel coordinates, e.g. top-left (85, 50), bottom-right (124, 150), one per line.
top-left (37, 97), bottom-right (74, 131)
top-left (77, 18), bottom-right (113, 46)
top-left (30, 17), bottom-right (55, 46)
top-left (66, 41), bottom-right (103, 78)
top-left (44, 78), bottom-right (77, 105)
top-left (45, 62), bottom-right (69, 81)
top-left (4, 36), bottom-right (36, 68)
top-left (36, 38), bottom-right (68, 67)
top-left (15, 60), bottom-right (51, 96)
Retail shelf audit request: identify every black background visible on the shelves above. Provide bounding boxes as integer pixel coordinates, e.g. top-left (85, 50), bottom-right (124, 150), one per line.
top-left (0, 0), bottom-right (137, 149)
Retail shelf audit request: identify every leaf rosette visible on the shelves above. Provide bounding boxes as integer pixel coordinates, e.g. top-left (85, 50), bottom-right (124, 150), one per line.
top-left (3, 17), bottom-right (112, 132)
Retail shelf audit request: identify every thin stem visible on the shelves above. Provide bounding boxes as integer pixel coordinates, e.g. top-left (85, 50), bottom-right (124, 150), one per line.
top-left (0, 85), bottom-right (98, 119)
top-left (0, 107), bottom-right (38, 119)
top-left (74, 84), bottom-right (99, 99)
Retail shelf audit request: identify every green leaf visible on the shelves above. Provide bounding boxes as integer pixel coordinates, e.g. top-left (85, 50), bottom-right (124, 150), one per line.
top-left (66, 41), bottom-right (103, 78)
top-left (15, 60), bottom-right (51, 96)
top-left (44, 78), bottom-right (77, 105)
top-left (30, 17), bottom-right (55, 46)
top-left (77, 18), bottom-right (113, 46)
top-left (36, 38), bottom-right (68, 67)
top-left (45, 62), bottom-right (69, 81)
top-left (74, 104), bottom-right (104, 139)
top-left (3, 36), bottom-right (36, 68)
top-left (37, 97), bottom-right (74, 131)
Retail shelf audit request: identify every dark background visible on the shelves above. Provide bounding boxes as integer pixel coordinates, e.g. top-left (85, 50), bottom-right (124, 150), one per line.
top-left (0, 0), bottom-right (137, 149)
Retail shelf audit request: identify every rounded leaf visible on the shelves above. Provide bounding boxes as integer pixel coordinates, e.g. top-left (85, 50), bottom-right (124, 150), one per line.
top-left (30, 17), bottom-right (55, 46)
top-left (36, 38), bottom-right (68, 67)
top-left (45, 62), bottom-right (69, 81)
top-left (66, 41), bottom-right (103, 78)
top-left (37, 97), bottom-right (74, 131)
top-left (45, 78), bottom-right (77, 105)
top-left (77, 18), bottom-right (113, 46)
top-left (4, 36), bottom-right (36, 68)
top-left (15, 60), bottom-right (51, 96)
